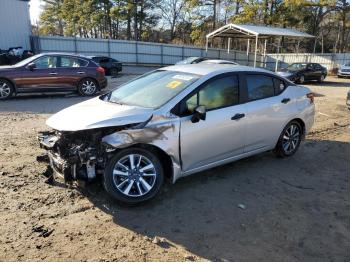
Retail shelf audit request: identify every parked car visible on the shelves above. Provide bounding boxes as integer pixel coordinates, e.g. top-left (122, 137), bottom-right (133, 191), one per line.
top-left (200, 59), bottom-right (238, 65)
top-left (0, 53), bottom-right (107, 99)
top-left (276, 63), bottom-right (327, 84)
top-left (38, 64), bottom-right (315, 205)
top-left (175, 57), bottom-right (208, 65)
top-left (89, 56), bottom-right (122, 76)
top-left (337, 62), bottom-right (350, 78)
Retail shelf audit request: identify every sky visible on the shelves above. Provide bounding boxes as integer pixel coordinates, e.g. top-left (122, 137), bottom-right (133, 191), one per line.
top-left (29, 0), bottom-right (42, 24)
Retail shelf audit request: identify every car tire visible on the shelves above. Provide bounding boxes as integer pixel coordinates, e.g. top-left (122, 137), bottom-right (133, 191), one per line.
top-left (298, 75), bottom-right (305, 84)
top-left (103, 148), bottom-right (164, 205)
top-left (110, 68), bottom-right (118, 77)
top-left (274, 121), bottom-right (302, 158)
top-left (0, 79), bottom-right (14, 100)
top-left (78, 78), bottom-right (98, 96)
top-left (317, 74), bottom-right (325, 83)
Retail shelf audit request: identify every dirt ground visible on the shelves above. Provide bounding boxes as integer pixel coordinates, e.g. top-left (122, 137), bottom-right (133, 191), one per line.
top-left (0, 74), bottom-right (350, 262)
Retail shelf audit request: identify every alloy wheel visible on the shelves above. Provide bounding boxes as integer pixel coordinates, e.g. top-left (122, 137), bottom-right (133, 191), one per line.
top-left (112, 154), bottom-right (157, 197)
top-left (81, 80), bottom-right (97, 95)
top-left (282, 124), bottom-right (301, 154)
top-left (0, 81), bottom-right (11, 99)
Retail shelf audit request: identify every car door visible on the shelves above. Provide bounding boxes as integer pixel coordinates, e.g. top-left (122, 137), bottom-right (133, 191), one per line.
top-left (313, 63), bottom-right (323, 78)
top-left (179, 73), bottom-right (246, 172)
top-left (15, 55), bottom-right (60, 90)
top-left (56, 56), bottom-right (89, 89)
top-left (304, 64), bottom-right (316, 80)
top-left (243, 74), bottom-right (297, 153)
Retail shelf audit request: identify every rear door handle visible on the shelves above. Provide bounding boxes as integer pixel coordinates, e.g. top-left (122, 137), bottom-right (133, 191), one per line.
top-left (231, 113), bottom-right (245, 120)
top-left (49, 72), bottom-right (58, 75)
top-left (77, 71), bottom-right (85, 74)
top-left (281, 98), bottom-right (291, 104)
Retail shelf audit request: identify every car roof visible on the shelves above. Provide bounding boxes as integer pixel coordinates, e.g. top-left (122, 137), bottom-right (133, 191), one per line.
top-left (162, 63), bottom-right (272, 76)
top-left (38, 52), bottom-right (91, 59)
top-left (201, 59), bottom-right (237, 64)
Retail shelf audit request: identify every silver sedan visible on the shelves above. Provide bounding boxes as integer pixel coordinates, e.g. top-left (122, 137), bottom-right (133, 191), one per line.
top-left (38, 64), bottom-right (315, 205)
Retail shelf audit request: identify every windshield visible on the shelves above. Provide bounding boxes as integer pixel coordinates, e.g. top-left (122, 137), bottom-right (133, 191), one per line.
top-left (344, 62), bottom-right (350, 67)
top-left (105, 70), bottom-right (200, 108)
top-left (14, 54), bottom-right (42, 67)
top-left (287, 63), bottom-right (307, 70)
top-left (176, 57), bottom-right (199, 65)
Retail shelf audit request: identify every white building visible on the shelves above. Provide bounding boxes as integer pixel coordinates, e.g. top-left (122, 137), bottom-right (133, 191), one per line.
top-left (0, 0), bottom-right (31, 50)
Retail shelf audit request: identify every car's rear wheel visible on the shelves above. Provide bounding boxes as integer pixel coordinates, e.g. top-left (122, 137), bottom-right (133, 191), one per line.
top-left (298, 75), bottom-right (305, 84)
top-left (0, 79), bottom-right (14, 100)
top-left (104, 148), bottom-right (164, 205)
top-left (78, 78), bottom-right (98, 96)
top-left (110, 68), bottom-right (118, 77)
top-left (318, 74), bottom-right (325, 83)
top-left (274, 121), bottom-right (302, 157)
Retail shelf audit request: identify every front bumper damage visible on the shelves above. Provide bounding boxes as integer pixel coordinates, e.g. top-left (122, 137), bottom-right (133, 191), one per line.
top-left (38, 131), bottom-right (102, 182)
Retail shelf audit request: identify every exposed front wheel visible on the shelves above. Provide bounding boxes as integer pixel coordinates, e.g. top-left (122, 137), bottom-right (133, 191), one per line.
top-left (274, 121), bottom-right (302, 157)
top-left (78, 79), bottom-right (98, 96)
top-left (104, 148), bottom-right (164, 205)
top-left (0, 79), bottom-right (14, 100)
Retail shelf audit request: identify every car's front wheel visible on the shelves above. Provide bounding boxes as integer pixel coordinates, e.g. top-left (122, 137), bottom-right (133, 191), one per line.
top-left (274, 121), bottom-right (302, 157)
top-left (78, 78), bottom-right (98, 96)
top-left (0, 79), bottom-right (14, 100)
top-left (104, 148), bottom-right (164, 205)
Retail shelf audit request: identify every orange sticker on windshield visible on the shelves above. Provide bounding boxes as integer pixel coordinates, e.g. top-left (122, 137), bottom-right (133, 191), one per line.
top-left (166, 80), bottom-right (182, 89)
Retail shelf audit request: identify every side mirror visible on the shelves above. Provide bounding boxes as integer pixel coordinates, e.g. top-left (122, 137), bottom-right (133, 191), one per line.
top-left (191, 105), bottom-right (206, 123)
top-left (26, 62), bottom-right (36, 71)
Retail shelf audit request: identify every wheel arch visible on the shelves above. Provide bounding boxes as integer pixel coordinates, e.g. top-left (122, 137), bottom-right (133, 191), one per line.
top-left (122, 143), bottom-right (174, 183)
top-left (290, 118), bottom-right (306, 139)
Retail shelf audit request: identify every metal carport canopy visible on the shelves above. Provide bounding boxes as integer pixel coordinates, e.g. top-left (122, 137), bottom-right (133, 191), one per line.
top-left (206, 24), bottom-right (315, 67)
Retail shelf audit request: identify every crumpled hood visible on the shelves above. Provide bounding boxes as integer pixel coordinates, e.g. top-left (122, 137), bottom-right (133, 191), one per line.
top-left (46, 96), bottom-right (154, 131)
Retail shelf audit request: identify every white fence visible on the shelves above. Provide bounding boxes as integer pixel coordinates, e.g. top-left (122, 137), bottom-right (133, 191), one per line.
top-left (31, 36), bottom-right (350, 71)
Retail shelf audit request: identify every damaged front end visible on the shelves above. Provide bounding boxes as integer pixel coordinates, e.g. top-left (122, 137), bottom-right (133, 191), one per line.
top-left (38, 127), bottom-right (125, 182)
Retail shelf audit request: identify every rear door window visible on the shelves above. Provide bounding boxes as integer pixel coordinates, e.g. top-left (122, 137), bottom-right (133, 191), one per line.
top-left (59, 57), bottom-right (88, 68)
top-left (246, 75), bottom-right (275, 101)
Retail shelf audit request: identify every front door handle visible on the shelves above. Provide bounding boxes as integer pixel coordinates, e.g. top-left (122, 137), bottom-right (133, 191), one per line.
top-left (231, 113), bottom-right (245, 120)
top-left (77, 71), bottom-right (85, 74)
top-left (281, 98), bottom-right (291, 104)
top-left (49, 72), bottom-right (58, 75)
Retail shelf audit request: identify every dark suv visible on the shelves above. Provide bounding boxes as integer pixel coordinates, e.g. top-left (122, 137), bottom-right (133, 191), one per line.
top-left (0, 53), bottom-right (107, 99)
top-left (90, 56), bottom-right (122, 76)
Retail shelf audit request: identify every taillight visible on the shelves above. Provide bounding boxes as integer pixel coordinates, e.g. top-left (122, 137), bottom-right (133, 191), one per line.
top-left (307, 93), bottom-right (314, 103)
top-left (97, 66), bottom-right (105, 75)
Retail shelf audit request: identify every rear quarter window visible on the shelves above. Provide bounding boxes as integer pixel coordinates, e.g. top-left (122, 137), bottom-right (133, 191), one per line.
top-left (246, 75), bottom-right (274, 101)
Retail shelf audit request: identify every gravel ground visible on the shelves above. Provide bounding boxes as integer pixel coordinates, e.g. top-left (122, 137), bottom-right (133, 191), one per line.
top-left (0, 74), bottom-right (349, 262)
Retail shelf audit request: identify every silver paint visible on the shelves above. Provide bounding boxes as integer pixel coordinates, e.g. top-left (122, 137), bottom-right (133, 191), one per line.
top-left (45, 64), bottom-right (315, 183)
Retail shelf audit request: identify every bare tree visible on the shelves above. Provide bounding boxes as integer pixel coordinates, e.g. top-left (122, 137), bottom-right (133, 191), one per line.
top-left (158, 0), bottom-right (185, 40)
